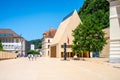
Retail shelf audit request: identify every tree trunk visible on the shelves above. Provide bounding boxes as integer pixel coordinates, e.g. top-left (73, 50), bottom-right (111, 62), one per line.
top-left (82, 52), bottom-right (85, 61)
top-left (88, 51), bottom-right (90, 58)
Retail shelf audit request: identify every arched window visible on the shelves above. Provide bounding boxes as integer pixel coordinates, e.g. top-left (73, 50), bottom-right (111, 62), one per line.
top-left (48, 45), bottom-right (50, 48)
top-left (48, 39), bottom-right (50, 43)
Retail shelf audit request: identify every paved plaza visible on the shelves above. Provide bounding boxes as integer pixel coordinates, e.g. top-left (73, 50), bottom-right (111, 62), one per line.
top-left (0, 57), bottom-right (120, 80)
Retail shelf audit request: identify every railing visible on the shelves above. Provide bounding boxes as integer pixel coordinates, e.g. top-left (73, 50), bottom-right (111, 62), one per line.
top-left (0, 51), bottom-right (17, 60)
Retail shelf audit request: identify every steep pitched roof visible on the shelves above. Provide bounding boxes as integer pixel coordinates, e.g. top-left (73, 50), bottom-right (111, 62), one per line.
top-left (62, 11), bottom-right (74, 22)
top-left (51, 10), bottom-right (82, 45)
top-left (0, 29), bottom-right (20, 37)
top-left (43, 28), bottom-right (57, 38)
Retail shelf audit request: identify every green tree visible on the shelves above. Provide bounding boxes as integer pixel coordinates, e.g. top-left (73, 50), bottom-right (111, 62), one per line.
top-left (72, 15), bottom-right (107, 57)
top-left (0, 40), bottom-right (3, 51)
top-left (78, 0), bottom-right (109, 28)
top-left (28, 39), bottom-right (42, 49)
top-left (27, 50), bottom-right (39, 55)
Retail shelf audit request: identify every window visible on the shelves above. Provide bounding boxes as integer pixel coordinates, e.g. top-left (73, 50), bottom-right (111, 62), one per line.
top-left (48, 39), bottom-right (50, 43)
top-left (11, 39), bottom-right (14, 43)
top-left (48, 51), bottom-right (49, 56)
top-left (2, 45), bottom-right (4, 49)
top-left (11, 45), bottom-right (14, 49)
top-left (2, 39), bottom-right (5, 43)
top-left (8, 39), bottom-right (11, 43)
top-left (0, 34), bottom-right (13, 37)
top-left (0, 34), bottom-right (5, 36)
top-left (6, 45), bottom-right (8, 49)
top-left (9, 39), bottom-right (12, 43)
top-left (4, 45), bottom-right (7, 49)
top-left (61, 45), bottom-right (64, 48)
top-left (6, 39), bottom-right (9, 43)
top-left (6, 34), bottom-right (13, 36)
top-left (8, 45), bottom-right (10, 49)
top-left (1, 39), bottom-right (4, 43)
top-left (48, 45), bottom-right (50, 48)
top-left (16, 39), bottom-right (19, 43)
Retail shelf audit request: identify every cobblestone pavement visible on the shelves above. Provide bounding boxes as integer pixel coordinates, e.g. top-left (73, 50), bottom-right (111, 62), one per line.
top-left (0, 57), bottom-right (120, 80)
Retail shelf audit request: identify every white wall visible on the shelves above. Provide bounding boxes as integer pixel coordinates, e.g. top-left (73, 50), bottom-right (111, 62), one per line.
top-left (2, 43), bottom-right (21, 51)
top-left (43, 38), bottom-right (53, 56)
top-left (109, 1), bottom-right (120, 63)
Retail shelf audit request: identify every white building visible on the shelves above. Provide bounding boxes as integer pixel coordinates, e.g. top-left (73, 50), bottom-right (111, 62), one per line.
top-left (0, 29), bottom-right (29, 57)
top-left (30, 44), bottom-right (35, 50)
top-left (42, 27), bottom-right (56, 57)
top-left (109, 0), bottom-right (120, 63)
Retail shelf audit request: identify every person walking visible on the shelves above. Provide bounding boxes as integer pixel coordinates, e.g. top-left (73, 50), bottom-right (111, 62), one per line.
top-left (34, 54), bottom-right (37, 60)
top-left (31, 54), bottom-right (34, 61)
top-left (28, 54), bottom-right (31, 60)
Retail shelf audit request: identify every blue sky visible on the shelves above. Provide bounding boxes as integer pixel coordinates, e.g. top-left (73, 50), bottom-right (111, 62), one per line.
top-left (0, 0), bottom-right (84, 41)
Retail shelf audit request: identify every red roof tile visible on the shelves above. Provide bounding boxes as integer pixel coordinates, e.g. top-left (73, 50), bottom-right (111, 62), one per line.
top-left (43, 29), bottom-right (57, 38)
top-left (0, 29), bottom-right (20, 37)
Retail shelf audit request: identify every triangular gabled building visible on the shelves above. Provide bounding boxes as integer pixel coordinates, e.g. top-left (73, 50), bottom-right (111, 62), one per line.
top-left (50, 10), bottom-right (82, 58)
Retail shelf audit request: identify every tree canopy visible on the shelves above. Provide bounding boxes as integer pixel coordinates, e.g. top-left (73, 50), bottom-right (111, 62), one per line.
top-left (27, 50), bottom-right (39, 55)
top-left (72, 0), bottom-right (108, 55)
top-left (72, 15), bottom-right (107, 55)
top-left (28, 39), bottom-right (42, 49)
top-left (78, 0), bottom-right (109, 28)
top-left (0, 40), bottom-right (3, 51)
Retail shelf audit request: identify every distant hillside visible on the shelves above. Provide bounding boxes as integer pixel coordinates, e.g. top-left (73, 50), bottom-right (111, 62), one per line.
top-left (28, 39), bottom-right (42, 49)
top-left (78, 0), bottom-right (109, 29)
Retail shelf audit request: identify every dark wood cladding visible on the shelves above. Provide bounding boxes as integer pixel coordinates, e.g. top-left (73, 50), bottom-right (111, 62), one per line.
top-left (61, 45), bottom-right (72, 48)
top-left (50, 46), bottom-right (56, 57)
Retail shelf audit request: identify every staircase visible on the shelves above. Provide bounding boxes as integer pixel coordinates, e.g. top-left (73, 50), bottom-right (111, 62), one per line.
top-left (109, 40), bottom-right (120, 62)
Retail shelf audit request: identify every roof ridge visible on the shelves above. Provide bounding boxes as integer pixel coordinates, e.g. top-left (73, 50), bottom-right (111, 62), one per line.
top-left (0, 29), bottom-right (20, 37)
top-left (62, 10), bottom-right (74, 22)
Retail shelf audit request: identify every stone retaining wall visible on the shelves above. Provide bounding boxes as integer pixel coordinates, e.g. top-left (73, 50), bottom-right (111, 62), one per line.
top-left (0, 51), bottom-right (17, 60)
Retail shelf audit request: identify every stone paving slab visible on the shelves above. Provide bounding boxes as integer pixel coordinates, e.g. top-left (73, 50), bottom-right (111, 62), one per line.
top-left (0, 57), bottom-right (120, 80)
